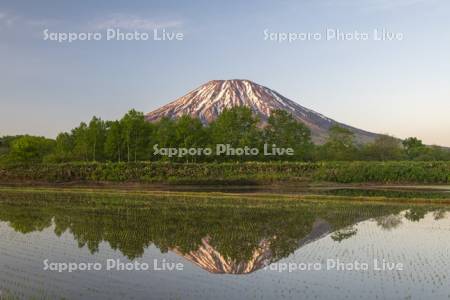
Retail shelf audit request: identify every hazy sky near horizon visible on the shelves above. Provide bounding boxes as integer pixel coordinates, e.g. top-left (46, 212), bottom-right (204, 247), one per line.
top-left (0, 0), bottom-right (449, 145)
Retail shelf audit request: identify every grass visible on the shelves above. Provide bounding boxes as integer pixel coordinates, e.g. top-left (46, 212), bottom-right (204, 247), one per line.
top-left (0, 185), bottom-right (449, 205)
top-left (1, 161), bottom-right (450, 185)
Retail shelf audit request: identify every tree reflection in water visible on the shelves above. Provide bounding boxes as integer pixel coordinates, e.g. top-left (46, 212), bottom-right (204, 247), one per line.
top-left (0, 191), bottom-right (447, 274)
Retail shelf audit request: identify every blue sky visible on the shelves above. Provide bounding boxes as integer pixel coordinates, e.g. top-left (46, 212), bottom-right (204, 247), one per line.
top-left (1, 0), bottom-right (449, 146)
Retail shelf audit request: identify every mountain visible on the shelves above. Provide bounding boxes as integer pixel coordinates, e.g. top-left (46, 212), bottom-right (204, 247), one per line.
top-left (171, 218), bottom-right (331, 274)
top-left (146, 79), bottom-right (378, 144)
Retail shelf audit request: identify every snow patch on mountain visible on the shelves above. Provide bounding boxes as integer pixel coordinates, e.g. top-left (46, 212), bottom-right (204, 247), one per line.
top-left (146, 79), bottom-right (378, 143)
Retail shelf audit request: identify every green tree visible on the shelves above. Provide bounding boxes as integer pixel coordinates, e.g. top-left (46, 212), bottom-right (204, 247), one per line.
top-left (174, 116), bottom-right (207, 147)
top-left (86, 116), bottom-right (106, 161)
top-left (174, 116), bottom-right (209, 162)
top-left (153, 117), bottom-right (177, 148)
top-left (45, 132), bottom-right (75, 162)
top-left (209, 107), bottom-right (261, 160)
top-left (402, 137), bottom-right (427, 160)
top-left (72, 122), bottom-right (90, 161)
top-left (8, 135), bottom-right (55, 163)
top-left (120, 110), bottom-right (153, 162)
top-left (427, 146), bottom-right (450, 161)
top-left (264, 110), bottom-right (313, 161)
top-left (402, 137), bottom-right (450, 161)
top-left (104, 120), bottom-right (124, 162)
top-left (364, 135), bottom-right (404, 161)
top-left (0, 136), bottom-right (22, 159)
top-left (320, 125), bottom-right (358, 161)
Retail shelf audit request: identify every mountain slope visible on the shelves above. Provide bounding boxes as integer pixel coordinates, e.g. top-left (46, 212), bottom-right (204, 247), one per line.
top-left (146, 79), bottom-right (378, 144)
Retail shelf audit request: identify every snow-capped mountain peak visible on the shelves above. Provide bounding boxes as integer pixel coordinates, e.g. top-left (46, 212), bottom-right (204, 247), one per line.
top-left (146, 79), bottom-right (377, 143)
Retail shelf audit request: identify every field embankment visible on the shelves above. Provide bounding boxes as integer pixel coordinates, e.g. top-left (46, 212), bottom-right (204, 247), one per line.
top-left (1, 161), bottom-right (449, 185)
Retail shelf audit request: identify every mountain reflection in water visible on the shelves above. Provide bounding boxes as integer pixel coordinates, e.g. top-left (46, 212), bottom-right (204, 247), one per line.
top-left (0, 191), bottom-right (448, 275)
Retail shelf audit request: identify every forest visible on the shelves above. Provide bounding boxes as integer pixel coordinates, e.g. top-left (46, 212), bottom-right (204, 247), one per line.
top-left (1, 107), bottom-right (450, 165)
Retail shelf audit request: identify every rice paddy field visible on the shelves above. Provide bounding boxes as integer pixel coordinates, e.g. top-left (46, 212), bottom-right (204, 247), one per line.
top-left (0, 186), bottom-right (449, 299)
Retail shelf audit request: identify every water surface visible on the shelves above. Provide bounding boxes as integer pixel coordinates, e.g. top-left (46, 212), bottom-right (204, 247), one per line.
top-left (0, 190), bottom-right (449, 299)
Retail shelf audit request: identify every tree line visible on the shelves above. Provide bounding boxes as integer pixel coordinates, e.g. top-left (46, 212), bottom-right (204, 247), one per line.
top-left (1, 107), bottom-right (449, 164)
